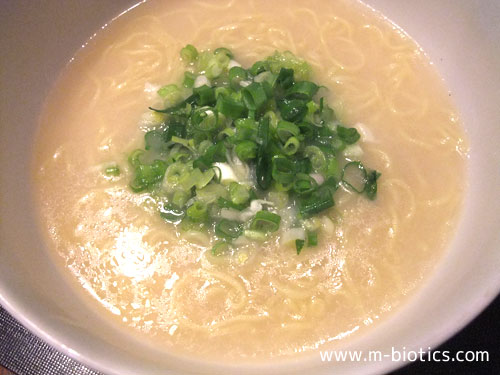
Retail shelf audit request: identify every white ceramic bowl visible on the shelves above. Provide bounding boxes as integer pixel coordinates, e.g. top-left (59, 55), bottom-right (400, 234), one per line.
top-left (1, 0), bottom-right (499, 374)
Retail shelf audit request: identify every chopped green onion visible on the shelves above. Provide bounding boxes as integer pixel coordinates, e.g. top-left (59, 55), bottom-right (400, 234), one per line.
top-left (218, 127), bottom-right (235, 141)
top-left (197, 168), bottom-right (216, 189)
top-left (196, 50), bottom-right (230, 79)
top-left (250, 61), bottom-right (268, 76)
top-left (307, 231), bottom-right (318, 246)
top-left (276, 68), bottom-right (295, 91)
top-left (129, 159), bottom-right (167, 192)
top-left (265, 51), bottom-right (312, 81)
top-left (276, 121), bottom-right (300, 142)
top-left (212, 165), bottom-right (222, 183)
top-left (183, 72), bottom-right (196, 88)
top-left (278, 98), bottom-right (307, 122)
top-left (256, 117), bottom-right (272, 190)
top-left (228, 66), bottom-right (248, 89)
top-left (267, 191), bottom-right (289, 209)
top-left (171, 136), bottom-right (193, 150)
top-left (172, 190), bottom-right (190, 207)
top-left (257, 116), bottom-right (270, 148)
top-left (121, 46), bottom-right (380, 256)
top-left (322, 176), bottom-right (339, 194)
top-left (293, 173), bottom-right (318, 195)
top-left (229, 182), bottom-right (250, 205)
top-left (306, 100), bottom-right (320, 116)
top-left (319, 97), bottom-right (336, 124)
top-left (179, 167), bottom-right (202, 191)
top-left (193, 142), bottom-right (225, 170)
top-left (180, 217), bottom-right (205, 232)
top-left (296, 239), bottom-right (305, 254)
top-left (144, 130), bottom-right (168, 153)
top-left (242, 82), bottom-right (268, 112)
top-left (298, 186), bottom-right (334, 218)
top-left (283, 136), bottom-right (300, 155)
top-left (128, 149), bottom-right (144, 168)
top-left (244, 229), bottom-right (268, 241)
top-left (365, 170), bottom-right (381, 200)
top-left (235, 140), bottom-right (258, 161)
top-left (304, 145), bottom-right (326, 171)
top-left (211, 241), bottom-right (232, 256)
top-left (160, 203), bottom-right (185, 224)
top-left (250, 210), bottom-right (281, 233)
top-left (287, 81), bottom-right (319, 100)
top-left (337, 126), bottom-right (361, 145)
top-left (254, 71), bottom-right (276, 86)
top-left (215, 219), bottom-right (243, 239)
top-left (193, 85), bottom-right (216, 106)
top-left (197, 139), bottom-right (213, 154)
top-left (180, 44), bottom-right (198, 64)
top-left (341, 161), bottom-right (367, 193)
top-left (164, 162), bottom-right (189, 186)
top-left (216, 95), bottom-right (246, 118)
top-left (196, 183), bottom-right (227, 204)
top-left (234, 118), bottom-right (258, 141)
top-left (273, 181), bottom-right (293, 192)
top-left (325, 157), bottom-right (341, 179)
top-left (263, 110), bottom-right (279, 129)
top-left (217, 196), bottom-right (248, 211)
top-left (186, 201), bottom-right (208, 222)
top-left (214, 47), bottom-right (233, 59)
top-left (164, 119), bottom-right (187, 141)
top-left (157, 84), bottom-right (183, 105)
top-left (272, 156), bottom-right (295, 184)
top-left (104, 165), bottom-right (120, 176)
top-left (294, 158), bottom-right (313, 174)
top-left (191, 106), bottom-right (219, 132)
top-left (331, 137), bottom-right (346, 152)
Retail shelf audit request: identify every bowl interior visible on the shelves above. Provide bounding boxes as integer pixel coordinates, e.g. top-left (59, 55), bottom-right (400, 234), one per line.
top-left (0, 0), bottom-right (499, 374)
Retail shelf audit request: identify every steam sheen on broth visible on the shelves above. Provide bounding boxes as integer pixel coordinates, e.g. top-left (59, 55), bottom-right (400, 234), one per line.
top-left (33, 0), bottom-right (467, 361)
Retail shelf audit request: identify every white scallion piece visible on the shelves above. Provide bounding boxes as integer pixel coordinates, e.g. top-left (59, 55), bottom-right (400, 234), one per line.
top-left (194, 75), bottom-right (211, 88)
top-left (228, 60), bottom-right (242, 69)
top-left (281, 228), bottom-right (306, 245)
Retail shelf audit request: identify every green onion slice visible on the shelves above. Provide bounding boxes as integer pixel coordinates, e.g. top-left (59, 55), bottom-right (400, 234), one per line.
top-left (341, 161), bottom-right (367, 193)
top-left (293, 173), bottom-right (318, 195)
top-left (242, 82), bottom-right (268, 112)
top-left (180, 44), bottom-right (198, 63)
top-left (160, 203), bottom-right (185, 224)
top-left (298, 186), bottom-right (334, 218)
top-left (276, 121), bottom-right (300, 142)
top-left (296, 239), bottom-right (305, 255)
top-left (307, 231), bottom-right (318, 246)
top-left (287, 81), bottom-right (319, 100)
top-left (250, 210), bottom-right (281, 233)
top-left (272, 156), bottom-right (295, 184)
top-left (211, 241), bottom-right (232, 256)
top-left (337, 126), bottom-right (361, 145)
top-left (186, 201), bottom-right (208, 222)
top-left (215, 219), bottom-right (243, 239)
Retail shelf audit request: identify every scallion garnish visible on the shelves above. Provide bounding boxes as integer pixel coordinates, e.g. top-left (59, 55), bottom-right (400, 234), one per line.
top-left (296, 239), bottom-right (305, 255)
top-left (104, 165), bottom-right (120, 177)
top-left (215, 219), bottom-right (243, 240)
top-left (119, 46), bottom-right (380, 256)
top-left (250, 211), bottom-right (281, 233)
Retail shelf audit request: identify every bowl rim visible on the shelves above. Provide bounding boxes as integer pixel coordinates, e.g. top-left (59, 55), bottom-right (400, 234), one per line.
top-left (1, 0), bottom-right (500, 373)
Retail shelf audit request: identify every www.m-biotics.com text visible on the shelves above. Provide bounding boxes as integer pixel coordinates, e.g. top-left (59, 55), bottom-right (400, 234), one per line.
top-left (319, 347), bottom-right (489, 363)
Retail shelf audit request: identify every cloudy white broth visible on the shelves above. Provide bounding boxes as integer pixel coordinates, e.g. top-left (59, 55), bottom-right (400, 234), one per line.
top-left (33, 0), bottom-right (468, 361)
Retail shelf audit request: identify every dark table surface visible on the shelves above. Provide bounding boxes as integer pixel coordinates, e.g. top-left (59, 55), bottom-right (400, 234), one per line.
top-left (1, 294), bottom-right (499, 375)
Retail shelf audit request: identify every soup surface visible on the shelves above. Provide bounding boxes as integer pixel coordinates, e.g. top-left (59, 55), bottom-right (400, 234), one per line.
top-left (33, 0), bottom-right (468, 361)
